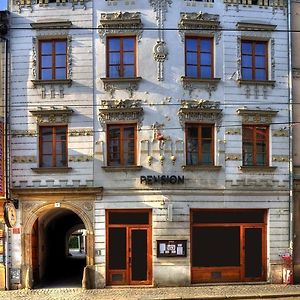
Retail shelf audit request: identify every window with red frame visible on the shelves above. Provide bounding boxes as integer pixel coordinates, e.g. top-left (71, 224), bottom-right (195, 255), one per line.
top-left (39, 39), bottom-right (67, 80)
top-left (107, 124), bottom-right (137, 166)
top-left (107, 36), bottom-right (136, 78)
top-left (242, 125), bottom-right (269, 166)
top-left (241, 41), bottom-right (268, 81)
top-left (186, 124), bottom-right (214, 165)
top-left (39, 126), bottom-right (67, 167)
top-left (185, 37), bottom-right (213, 79)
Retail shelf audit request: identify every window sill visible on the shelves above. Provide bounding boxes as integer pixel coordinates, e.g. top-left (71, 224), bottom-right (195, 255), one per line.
top-left (182, 165), bottom-right (222, 171)
top-left (31, 79), bottom-right (72, 86)
top-left (239, 166), bottom-right (277, 172)
top-left (102, 166), bottom-right (143, 172)
top-left (31, 167), bottom-right (72, 173)
top-left (237, 80), bottom-right (275, 87)
top-left (181, 77), bottom-right (221, 84)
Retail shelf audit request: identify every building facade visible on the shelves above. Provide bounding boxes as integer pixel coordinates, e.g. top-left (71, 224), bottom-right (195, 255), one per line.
top-left (8, 0), bottom-right (290, 289)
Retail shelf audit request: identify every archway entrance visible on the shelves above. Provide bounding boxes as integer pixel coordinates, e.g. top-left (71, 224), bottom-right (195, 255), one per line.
top-left (32, 208), bottom-right (87, 288)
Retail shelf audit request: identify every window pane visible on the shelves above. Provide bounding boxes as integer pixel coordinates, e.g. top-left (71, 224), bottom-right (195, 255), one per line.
top-left (109, 53), bottom-right (120, 65)
top-left (255, 43), bottom-right (266, 55)
top-left (55, 41), bottom-right (66, 54)
top-left (109, 66), bottom-right (120, 78)
top-left (243, 142), bottom-right (253, 165)
top-left (187, 152), bottom-right (198, 165)
top-left (109, 128), bottom-right (120, 138)
top-left (188, 127), bottom-right (198, 138)
top-left (256, 153), bottom-right (266, 165)
top-left (56, 154), bottom-right (67, 167)
top-left (186, 52), bottom-right (197, 65)
top-left (255, 56), bottom-right (265, 68)
top-left (200, 66), bottom-right (212, 78)
top-left (56, 55), bottom-right (66, 68)
top-left (41, 42), bottom-right (52, 55)
top-left (186, 65), bottom-right (197, 77)
top-left (202, 152), bottom-right (212, 164)
top-left (200, 39), bottom-right (211, 52)
top-left (55, 68), bottom-right (66, 80)
top-left (124, 66), bottom-right (134, 77)
top-left (200, 53), bottom-right (211, 65)
top-left (41, 155), bottom-right (52, 167)
top-left (41, 69), bottom-right (52, 80)
top-left (56, 127), bottom-right (67, 140)
top-left (255, 69), bottom-right (266, 80)
top-left (242, 42), bottom-right (252, 55)
top-left (41, 56), bottom-right (52, 68)
top-left (123, 53), bottom-right (134, 65)
top-left (202, 140), bottom-right (212, 152)
top-left (42, 142), bottom-right (52, 155)
top-left (186, 38), bottom-right (197, 51)
top-left (242, 56), bottom-right (252, 68)
top-left (124, 127), bottom-right (134, 139)
top-left (256, 127), bottom-right (267, 139)
top-left (41, 128), bottom-right (53, 142)
top-left (109, 38), bottom-right (120, 51)
top-left (202, 127), bottom-right (212, 138)
top-left (242, 68), bottom-right (252, 80)
top-left (123, 38), bottom-right (135, 51)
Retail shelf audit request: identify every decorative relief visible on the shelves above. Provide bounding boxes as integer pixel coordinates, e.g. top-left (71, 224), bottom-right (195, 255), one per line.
top-left (69, 155), bottom-right (93, 162)
top-left (98, 12), bottom-right (143, 43)
top-left (30, 106), bottom-right (74, 124)
top-left (68, 129), bottom-right (93, 136)
top-left (99, 99), bottom-right (144, 130)
top-left (177, 99), bottom-right (222, 128)
top-left (178, 12), bottom-right (221, 44)
top-left (225, 154), bottom-right (242, 161)
top-left (272, 155), bottom-right (289, 162)
top-left (224, 0), bottom-right (286, 13)
top-left (181, 77), bottom-right (220, 98)
top-left (272, 128), bottom-right (289, 137)
top-left (236, 107), bottom-right (278, 124)
top-left (12, 156), bottom-right (37, 163)
top-left (153, 41), bottom-right (169, 81)
top-left (12, 130), bottom-right (37, 138)
top-left (226, 128), bottom-right (241, 135)
top-left (15, 0), bottom-right (34, 13)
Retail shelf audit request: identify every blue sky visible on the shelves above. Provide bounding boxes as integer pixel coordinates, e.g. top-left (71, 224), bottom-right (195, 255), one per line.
top-left (0, 0), bottom-right (7, 11)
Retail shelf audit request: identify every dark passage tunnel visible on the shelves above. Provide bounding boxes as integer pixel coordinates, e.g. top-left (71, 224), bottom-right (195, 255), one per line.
top-left (34, 208), bottom-right (86, 288)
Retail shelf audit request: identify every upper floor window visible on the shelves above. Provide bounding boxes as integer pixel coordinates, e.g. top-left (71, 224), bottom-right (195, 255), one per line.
top-left (39, 126), bottom-right (68, 168)
top-left (186, 123), bottom-right (214, 165)
top-left (241, 40), bottom-right (267, 81)
top-left (185, 37), bottom-right (213, 79)
top-left (107, 124), bottom-right (137, 166)
top-left (242, 125), bottom-right (269, 166)
top-left (107, 36), bottom-right (136, 78)
top-left (39, 39), bottom-right (67, 80)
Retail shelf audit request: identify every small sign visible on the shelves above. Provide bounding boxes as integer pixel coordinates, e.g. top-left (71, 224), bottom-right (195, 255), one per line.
top-left (157, 240), bottom-right (187, 257)
top-left (54, 202), bottom-right (61, 208)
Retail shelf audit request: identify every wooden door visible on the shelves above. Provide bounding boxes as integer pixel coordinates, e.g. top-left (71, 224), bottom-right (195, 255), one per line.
top-left (32, 219), bottom-right (39, 285)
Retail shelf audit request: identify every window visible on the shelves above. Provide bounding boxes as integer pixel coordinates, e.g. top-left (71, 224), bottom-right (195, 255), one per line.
top-left (242, 125), bottom-right (269, 166)
top-left (39, 39), bottom-right (67, 80)
top-left (185, 37), bottom-right (213, 79)
top-left (107, 36), bottom-right (136, 78)
top-left (107, 124), bottom-right (137, 166)
top-left (186, 124), bottom-right (214, 165)
top-left (39, 126), bottom-right (67, 167)
top-left (241, 40), bottom-right (268, 80)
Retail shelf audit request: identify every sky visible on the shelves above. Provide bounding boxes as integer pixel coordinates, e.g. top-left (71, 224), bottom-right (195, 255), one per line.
top-left (0, 0), bottom-right (7, 11)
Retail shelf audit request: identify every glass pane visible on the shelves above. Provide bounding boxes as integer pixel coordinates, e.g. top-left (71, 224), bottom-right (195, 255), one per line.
top-left (42, 142), bottom-right (52, 155)
top-left (124, 152), bottom-right (134, 165)
top-left (242, 68), bottom-right (252, 80)
top-left (123, 38), bottom-right (135, 51)
top-left (131, 230), bottom-right (147, 281)
top-left (109, 53), bottom-right (120, 65)
top-left (41, 128), bottom-right (53, 142)
top-left (109, 128), bottom-right (120, 138)
top-left (187, 152), bottom-right (198, 165)
top-left (242, 55), bottom-right (252, 68)
top-left (56, 127), bottom-right (67, 139)
top-left (109, 228), bottom-right (126, 269)
top-left (109, 212), bottom-right (149, 224)
top-left (242, 42), bottom-right (252, 55)
top-left (55, 41), bottom-right (66, 54)
top-left (255, 69), bottom-right (266, 80)
top-left (124, 127), bottom-right (134, 139)
top-left (188, 127), bottom-right (198, 138)
top-left (56, 154), bottom-right (67, 167)
top-left (186, 66), bottom-right (197, 77)
top-left (56, 141), bottom-right (66, 155)
top-left (41, 42), bottom-right (52, 55)
top-left (255, 56), bottom-right (265, 68)
top-left (109, 66), bottom-right (120, 78)
top-left (123, 53), bottom-right (134, 65)
top-left (109, 38), bottom-right (120, 51)
top-left (256, 153), bottom-right (266, 165)
top-left (186, 52), bottom-right (197, 65)
top-left (124, 66), bottom-right (134, 77)
top-left (41, 56), bottom-right (52, 68)
top-left (186, 38), bottom-right (197, 51)
top-left (41, 69), bottom-right (52, 80)
top-left (243, 142), bottom-right (253, 165)
top-left (202, 152), bottom-right (212, 164)
top-left (56, 55), bottom-right (66, 68)
top-left (55, 68), bottom-right (66, 80)
top-left (41, 155), bottom-right (52, 167)
top-left (256, 127), bottom-right (267, 139)
top-left (200, 53), bottom-right (211, 65)
top-left (243, 127), bottom-right (253, 140)
top-left (202, 127), bottom-right (212, 139)
top-left (255, 43), bottom-right (266, 55)
top-left (200, 66), bottom-right (211, 78)
top-left (202, 140), bottom-right (212, 153)
top-left (200, 39), bottom-right (211, 52)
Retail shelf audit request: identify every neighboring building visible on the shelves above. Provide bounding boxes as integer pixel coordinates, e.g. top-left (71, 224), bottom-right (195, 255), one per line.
top-left (8, 0), bottom-right (290, 289)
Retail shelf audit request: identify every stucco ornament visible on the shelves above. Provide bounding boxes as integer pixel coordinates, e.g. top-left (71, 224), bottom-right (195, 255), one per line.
top-left (30, 106), bottom-right (73, 124)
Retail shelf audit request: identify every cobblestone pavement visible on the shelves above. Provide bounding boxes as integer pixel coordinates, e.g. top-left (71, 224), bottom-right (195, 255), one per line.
top-left (1, 284), bottom-right (300, 300)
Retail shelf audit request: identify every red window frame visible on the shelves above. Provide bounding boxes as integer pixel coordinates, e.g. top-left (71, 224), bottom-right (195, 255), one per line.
top-left (39, 125), bottom-right (68, 168)
top-left (241, 40), bottom-right (268, 81)
top-left (185, 123), bottom-right (214, 166)
top-left (185, 36), bottom-right (214, 79)
top-left (107, 124), bottom-right (137, 166)
top-left (106, 36), bottom-right (137, 78)
top-left (242, 125), bottom-right (269, 166)
top-left (39, 39), bottom-right (67, 80)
